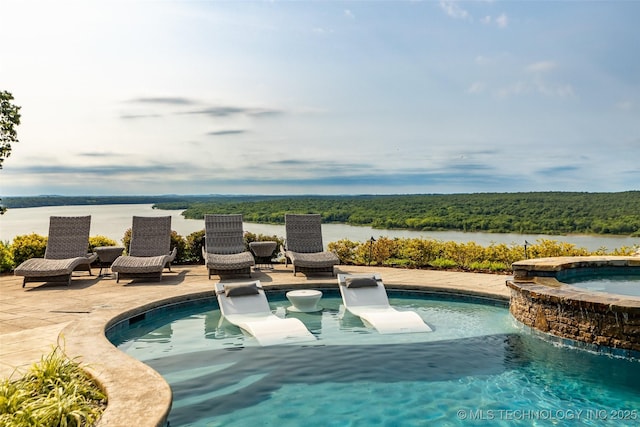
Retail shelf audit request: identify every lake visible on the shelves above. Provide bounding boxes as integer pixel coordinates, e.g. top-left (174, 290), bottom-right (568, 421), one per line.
top-left (0, 204), bottom-right (637, 252)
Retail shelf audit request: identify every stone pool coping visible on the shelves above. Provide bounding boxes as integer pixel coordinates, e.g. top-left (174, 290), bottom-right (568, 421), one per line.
top-left (0, 264), bottom-right (510, 427)
top-left (508, 255), bottom-right (640, 357)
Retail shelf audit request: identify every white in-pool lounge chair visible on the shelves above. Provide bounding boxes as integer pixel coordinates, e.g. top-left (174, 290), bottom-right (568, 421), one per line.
top-left (337, 273), bottom-right (432, 334)
top-left (14, 216), bottom-right (98, 287)
top-left (215, 281), bottom-right (316, 346)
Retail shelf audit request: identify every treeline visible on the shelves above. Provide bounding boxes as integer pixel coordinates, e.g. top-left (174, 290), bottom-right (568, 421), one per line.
top-left (1, 195), bottom-right (216, 209)
top-left (156, 192), bottom-right (640, 237)
top-left (5, 192), bottom-right (639, 237)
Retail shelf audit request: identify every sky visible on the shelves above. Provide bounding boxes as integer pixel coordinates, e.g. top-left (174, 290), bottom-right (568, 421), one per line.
top-left (1, 0), bottom-right (639, 197)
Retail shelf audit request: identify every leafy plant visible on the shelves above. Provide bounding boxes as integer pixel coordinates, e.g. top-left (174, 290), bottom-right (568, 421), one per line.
top-left (10, 233), bottom-right (47, 266)
top-left (429, 258), bottom-right (458, 269)
top-left (0, 346), bottom-right (106, 426)
top-left (184, 230), bottom-right (205, 264)
top-left (88, 236), bottom-right (117, 252)
top-left (0, 241), bottom-right (13, 273)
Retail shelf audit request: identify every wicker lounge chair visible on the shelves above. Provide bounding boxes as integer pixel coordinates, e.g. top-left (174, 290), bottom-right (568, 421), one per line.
top-left (284, 214), bottom-right (339, 276)
top-left (203, 214), bottom-right (255, 279)
top-left (14, 216), bottom-right (98, 288)
top-left (111, 216), bottom-right (176, 283)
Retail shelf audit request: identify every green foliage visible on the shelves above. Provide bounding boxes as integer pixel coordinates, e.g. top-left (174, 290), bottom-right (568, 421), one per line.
top-left (328, 237), bottom-right (637, 273)
top-left (0, 241), bottom-right (13, 273)
top-left (88, 236), bottom-right (117, 252)
top-left (0, 346), bottom-right (106, 426)
top-left (121, 228), bottom-right (132, 252)
top-left (184, 230), bottom-right (205, 264)
top-left (0, 91), bottom-right (21, 215)
top-left (11, 233), bottom-right (47, 266)
top-left (170, 231), bottom-right (187, 264)
top-left (429, 258), bottom-right (459, 269)
top-left (159, 192), bottom-right (640, 237)
top-left (0, 91), bottom-right (21, 170)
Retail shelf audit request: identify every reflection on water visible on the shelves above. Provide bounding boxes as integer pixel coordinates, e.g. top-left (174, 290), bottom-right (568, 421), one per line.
top-left (110, 295), bottom-right (640, 427)
top-left (2, 204), bottom-right (637, 251)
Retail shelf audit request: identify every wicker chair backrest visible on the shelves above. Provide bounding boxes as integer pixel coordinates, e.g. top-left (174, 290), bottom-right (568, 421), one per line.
top-left (285, 214), bottom-right (324, 253)
top-left (44, 216), bottom-right (92, 259)
top-left (204, 214), bottom-right (246, 255)
top-left (129, 216), bottom-right (172, 257)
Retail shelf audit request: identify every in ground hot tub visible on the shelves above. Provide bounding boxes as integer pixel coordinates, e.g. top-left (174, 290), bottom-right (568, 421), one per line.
top-left (507, 256), bottom-right (640, 357)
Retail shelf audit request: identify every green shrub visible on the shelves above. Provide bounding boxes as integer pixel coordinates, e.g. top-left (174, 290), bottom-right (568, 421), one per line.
top-left (170, 231), bottom-right (187, 264)
top-left (11, 233), bottom-right (47, 266)
top-left (121, 228), bottom-right (132, 253)
top-left (328, 239), bottom-right (359, 265)
top-left (88, 235), bottom-right (117, 252)
top-left (429, 258), bottom-right (458, 269)
top-left (185, 230), bottom-right (205, 264)
top-left (0, 346), bottom-right (106, 426)
top-left (468, 260), bottom-right (510, 272)
top-left (0, 241), bottom-right (13, 273)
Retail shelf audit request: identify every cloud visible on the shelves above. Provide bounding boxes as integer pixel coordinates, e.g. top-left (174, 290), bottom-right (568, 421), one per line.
top-left (495, 13), bottom-right (508, 28)
top-left (439, 0), bottom-right (471, 21)
top-left (616, 100), bottom-right (634, 110)
top-left (119, 113), bottom-right (163, 120)
top-left (207, 130), bottom-right (246, 136)
top-left (526, 61), bottom-right (557, 73)
top-left (467, 81), bottom-right (486, 94)
top-left (126, 97), bottom-right (198, 105)
top-left (344, 9), bottom-right (354, 19)
top-left (181, 106), bottom-right (284, 118)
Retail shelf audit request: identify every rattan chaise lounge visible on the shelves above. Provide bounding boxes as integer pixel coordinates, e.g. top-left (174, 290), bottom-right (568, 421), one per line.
top-left (111, 216), bottom-right (176, 283)
top-left (284, 214), bottom-right (339, 276)
top-left (203, 214), bottom-right (255, 279)
top-left (14, 216), bottom-right (98, 288)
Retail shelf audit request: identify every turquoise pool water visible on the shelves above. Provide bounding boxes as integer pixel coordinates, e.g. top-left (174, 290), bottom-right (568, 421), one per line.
top-left (561, 274), bottom-right (640, 298)
top-left (109, 292), bottom-right (640, 426)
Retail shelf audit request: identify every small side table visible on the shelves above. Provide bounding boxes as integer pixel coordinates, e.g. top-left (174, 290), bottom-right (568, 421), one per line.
top-left (249, 241), bottom-right (277, 269)
top-left (95, 246), bottom-right (125, 277)
top-left (286, 290), bottom-right (323, 312)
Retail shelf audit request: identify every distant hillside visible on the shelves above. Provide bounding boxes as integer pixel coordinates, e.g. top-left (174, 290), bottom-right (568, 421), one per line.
top-left (1, 195), bottom-right (224, 209)
top-left (4, 192), bottom-right (639, 237)
top-left (156, 192), bottom-right (640, 237)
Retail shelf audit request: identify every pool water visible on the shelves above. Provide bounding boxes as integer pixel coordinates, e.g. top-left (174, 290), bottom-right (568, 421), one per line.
top-left (561, 274), bottom-right (640, 298)
top-left (110, 292), bottom-right (640, 426)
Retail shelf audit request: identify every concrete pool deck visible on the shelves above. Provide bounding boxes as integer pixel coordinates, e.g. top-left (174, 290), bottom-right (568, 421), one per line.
top-left (0, 264), bottom-right (510, 426)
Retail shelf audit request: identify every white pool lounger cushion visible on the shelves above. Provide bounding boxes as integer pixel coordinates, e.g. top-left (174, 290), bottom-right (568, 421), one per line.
top-left (337, 273), bottom-right (432, 334)
top-left (215, 281), bottom-right (316, 346)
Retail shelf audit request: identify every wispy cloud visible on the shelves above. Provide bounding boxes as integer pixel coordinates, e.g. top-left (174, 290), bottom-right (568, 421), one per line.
top-left (207, 130), bottom-right (246, 136)
top-left (127, 97), bottom-right (198, 105)
top-left (526, 61), bottom-right (557, 73)
top-left (439, 0), bottom-right (471, 21)
top-left (495, 13), bottom-right (508, 28)
top-left (481, 13), bottom-right (508, 28)
top-left (182, 106), bottom-right (284, 118)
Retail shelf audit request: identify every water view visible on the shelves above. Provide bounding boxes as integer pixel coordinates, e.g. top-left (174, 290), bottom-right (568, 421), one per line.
top-left (1, 204), bottom-right (637, 252)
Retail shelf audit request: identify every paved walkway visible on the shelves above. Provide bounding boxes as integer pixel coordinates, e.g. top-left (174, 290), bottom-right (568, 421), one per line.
top-left (0, 264), bottom-right (511, 425)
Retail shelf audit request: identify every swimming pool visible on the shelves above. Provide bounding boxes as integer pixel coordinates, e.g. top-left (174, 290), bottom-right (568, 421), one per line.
top-left (109, 291), bottom-right (640, 426)
top-left (561, 274), bottom-right (640, 298)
